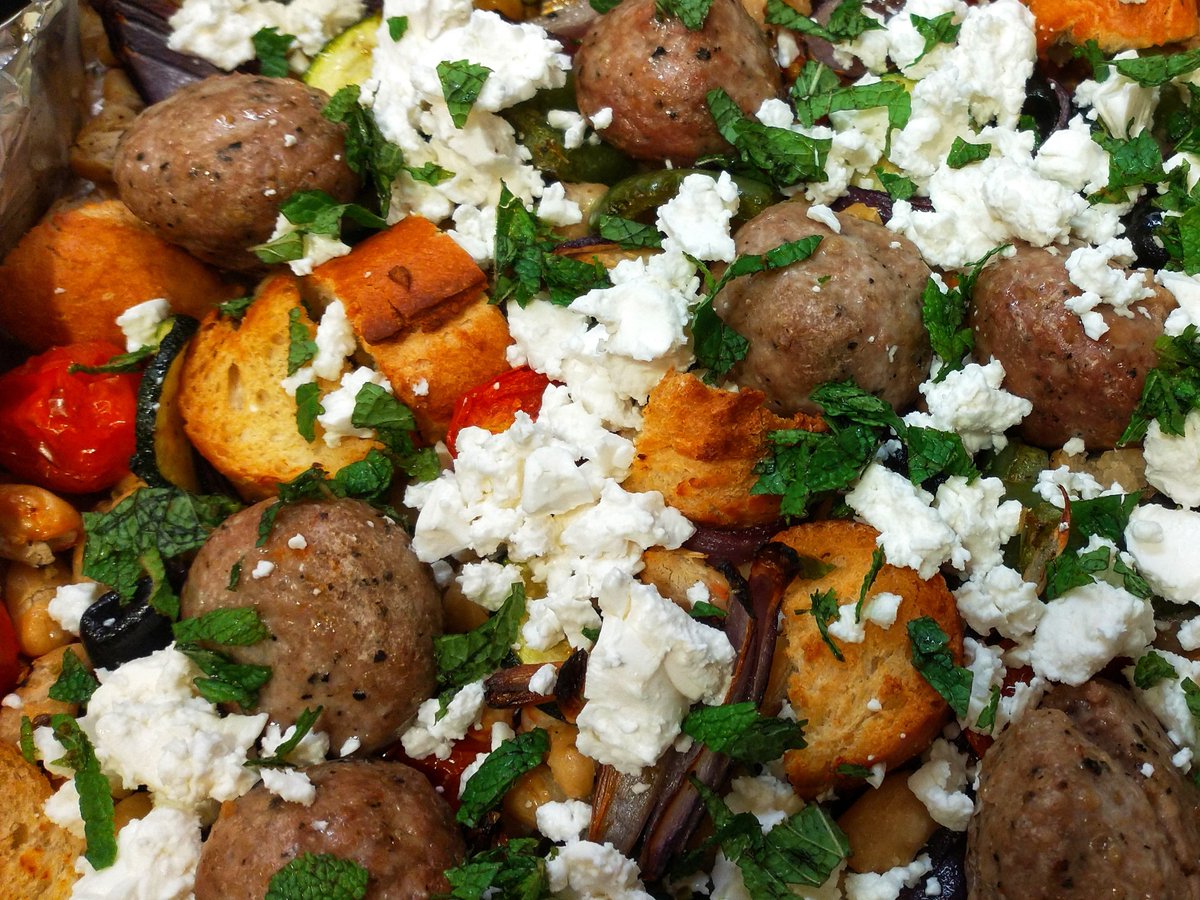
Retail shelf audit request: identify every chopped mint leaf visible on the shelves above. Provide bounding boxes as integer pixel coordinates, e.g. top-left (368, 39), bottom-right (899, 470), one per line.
top-left (946, 137), bottom-right (992, 169)
top-left (835, 763), bottom-right (873, 778)
top-left (1183, 677), bottom-right (1200, 731)
top-left (752, 417), bottom-right (879, 517)
top-left (178, 644), bottom-right (272, 709)
top-left (247, 706), bottom-right (324, 768)
top-left (295, 381), bottom-right (323, 443)
top-left (589, 0), bottom-right (621, 10)
top-left (322, 85), bottom-right (406, 213)
top-left (1091, 131), bottom-right (1167, 201)
top-left (82, 487), bottom-right (241, 607)
top-left (444, 838), bottom-right (548, 900)
top-left (456, 728), bottom-right (549, 828)
top-left (1119, 325), bottom-right (1200, 444)
top-left (909, 11), bottom-right (960, 61)
top-left (1114, 47), bottom-right (1200, 87)
top-left (48, 648), bottom-right (99, 705)
top-left (1067, 493), bottom-right (1140, 547)
top-left (707, 87), bottom-right (831, 189)
top-left (252, 26), bottom-right (294, 78)
top-left (50, 715), bottom-right (116, 870)
top-left (227, 559), bottom-right (243, 592)
top-left (975, 684), bottom-right (1001, 733)
top-left (350, 383), bottom-right (437, 480)
top-left (286, 306), bottom-right (317, 377)
top-left (254, 230), bottom-right (305, 265)
top-left (218, 296), bottom-right (253, 323)
top-left (808, 588), bottom-right (844, 662)
top-left (922, 244), bottom-right (1007, 381)
top-left (386, 15), bottom-right (408, 41)
top-left (581, 625), bottom-right (600, 643)
top-left (656, 0), bottom-right (714, 30)
top-left (68, 345), bottom-right (155, 375)
top-left (854, 546), bottom-right (885, 623)
top-left (877, 168), bottom-right (917, 200)
top-left (905, 425), bottom-right (978, 486)
top-left (1072, 40), bottom-right (1110, 82)
top-left (437, 60), bottom-right (492, 129)
top-left (790, 59), bottom-right (841, 101)
top-left (173, 607), bottom-right (270, 647)
top-left (436, 583), bottom-right (525, 693)
top-left (682, 701), bottom-right (807, 763)
top-left (765, 0), bottom-right (881, 42)
top-left (595, 213), bottom-right (664, 249)
top-left (255, 189), bottom-right (388, 264)
top-left (1114, 554), bottom-right (1152, 599)
top-left (907, 617), bottom-right (971, 718)
top-left (404, 161), bottom-right (453, 186)
top-left (1043, 544), bottom-right (1112, 601)
top-left (1134, 651), bottom-right (1178, 690)
top-left (791, 70), bottom-right (910, 130)
top-left (19, 716), bottom-right (36, 764)
top-left (690, 601), bottom-right (728, 619)
top-left (265, 852), bottom-right (369, 900)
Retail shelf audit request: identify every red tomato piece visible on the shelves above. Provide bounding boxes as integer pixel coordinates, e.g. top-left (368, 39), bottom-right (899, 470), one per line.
top-left (445, 366), bottom-right (552, 456)
top-left (390, 731), bottom-right (492, 808)
top-left (0, 342), bottom-right (139, 494)
top-left (0, 606), bottom-right (19, 696)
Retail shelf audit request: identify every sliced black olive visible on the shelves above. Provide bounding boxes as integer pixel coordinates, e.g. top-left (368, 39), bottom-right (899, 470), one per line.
top-left (1123, 199), bottom-right (1170, 271)
top-left (1020, 73), bottom-right (1070, 148)
top-left (80, 579), bottom-right (175, 671)
top-left (897, 827), bottom-right (968, 899)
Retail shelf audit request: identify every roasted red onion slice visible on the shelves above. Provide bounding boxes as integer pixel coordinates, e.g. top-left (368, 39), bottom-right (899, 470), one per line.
top-left (683, 519), bottom-right (784, 566)
top-left (530, 0), bottom-right (601, 43)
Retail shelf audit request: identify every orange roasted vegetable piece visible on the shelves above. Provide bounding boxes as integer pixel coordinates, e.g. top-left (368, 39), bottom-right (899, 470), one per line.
top-left (1024, 0), bottom-right (1199, 53)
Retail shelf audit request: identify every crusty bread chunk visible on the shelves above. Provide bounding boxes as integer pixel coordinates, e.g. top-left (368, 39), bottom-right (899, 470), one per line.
top-left (1025, 0), bottom-right (1198, 52)
top-left (0, 200), bottom-right (231, 351)
top-left (0, 741), bottom-right (84, 899)
top-left (69, 69), bottom-right (144, 184)
top-left (623, 371), bottom-right (825, 528)
top-left (773, 520), bottom-right (963, 798)
top-left (306, 217), bottom-right (512, 441)
top-left (178, 274), bottom-right (378, 500)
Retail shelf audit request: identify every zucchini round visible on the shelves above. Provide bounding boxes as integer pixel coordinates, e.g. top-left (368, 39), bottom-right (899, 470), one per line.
top-left (303, 15), bottom-right (381, 97)
top-left (130, 315), bottom-right (201, 491)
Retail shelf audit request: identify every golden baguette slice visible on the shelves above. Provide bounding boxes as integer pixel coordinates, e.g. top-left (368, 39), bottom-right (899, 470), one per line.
top-left (1025, 0), bottom-right (1198, 51)
top-left (624, 371), bottom-right (826, 528)
top-left (306, 216), bottom-right (512, 442)
top-left (179, 274), bottom-right (378, 500)
top-left (773, 520), bottom-right (963, 799)
top-left (0, 741), bottom-right (84, 899)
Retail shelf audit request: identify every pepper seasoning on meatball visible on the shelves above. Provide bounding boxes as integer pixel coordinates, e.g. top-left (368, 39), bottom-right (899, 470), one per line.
top-left (713, 200), bottom-right (933, 416)
top-left (573, 0), bottom-right (783, 164)
top-left (113, 74), bottom-right (360, 271)
top-left (179, 498), bottom-right (442, 755)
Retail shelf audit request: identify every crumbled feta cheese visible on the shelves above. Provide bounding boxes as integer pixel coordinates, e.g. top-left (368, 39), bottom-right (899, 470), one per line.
top-left (259, 720), bottom-right (329, 765)
top-left (115, 298), bottom-right (171, 353)
top-left (265, 213), bottom-right (352, 277)
top-left (1179, 616), bottom-right (1200, 651)
top-left (536, 799), bottom-right (592, 843)
top-left (846, 463), bottom-right (960, 579)
top-left (71, 806), bottom-right (202, 900)
top-left (725, 772), bottom-right (804, 831)
top-left (905, 360), bottom-right (1033, 454)
top-left (280, 300), bottom-right (357, 396)
top-left (908, 738), bottom-right (974, 831)
top-left (845, 855), bottom-right (933, 900)
top-left (1, 692), bottom-right (21, 709)
top-left (1061, 436), bottom-right (1086, 456)
top-left (954, 565), bottom-right (1043, 640)
top-left (656, 171), bottom-right (740, 263)
top-left (251, 560), bottom-right (275, 579)
top-left (260, 768), bottom-right (316, 805)
top-left (536, 180), bottom-right (583, 227)
top-left (1156, 269), bottom-right (1200, 336)
top-left (1034, 465), bottom-right (1123, 507)
top-left (933, 476), bottom-right (1022, 575)
top-left (1074, 52), bottom-right (1159, 139)
top-left (1029, 580), bottom-right (1155, 685)
top-left (1125, 504), bottom-right (1200, 604)
top-left (589, 107), bottom-right (613, 130)
top-left (339, 736), bottom-right (361, 757)
top-left (1064, 239), bottom-right (1154, 339)
top-left (575, 575), bottom-right (734, 774)
top-left (529, 663), bottom-right (557, 695)
top-left (1128, 650), bottom-right (1200, 753)
top-left (400, 680), bottom-right (485, 759)
top-left (1142, 411), bottom-right (1200, 508)
top-left (806, 203), bottom-right (842, 234)
top-left (47, 581), bottom-right (104, 636)
top-left (316, 366), bottom-right (394, 447)
top-left (547, 109), bottom-right (589, 149)
top-left (546, 840), bottom-right (654, 900)
top-left (457, 560), bottom-right (524, 611)
top-left (1034, 115), bottom-right (1111, 194)
top-left (287, 533), bottom-right (308, 550)
top-left (685, 581), bottom-right (711, 608)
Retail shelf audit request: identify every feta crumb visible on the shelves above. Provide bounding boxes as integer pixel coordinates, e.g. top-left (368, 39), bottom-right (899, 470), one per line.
top-left (339, 736), bottom-right (362, 757)
top-left (905, 360), bottom-right (1032, 454)
top-left (546, 840), bottom-right (654, 899)
top-left (1030, 580), bottom-right (1154, 685)
top-left (260, 767), bottom-right (317, 805)
top-left (867, 698), bottom-right (883, 712)
top-left (71, 806), bottom-right (202, 900)
top-left (656, 171), bottom-right (740, 262)
top-left (251, 560), bottom-right (275, 579)
top-left (685, 581), bottom-right (712, 608)
top-left (401, 681), bottom-right (485, 759)
top-left (536, 799), bottom-right (592, 843)
top-left (1061, 436), bottom-right (1086, 456)
top-left (1141, 762), bottom-right (1155, 777)
top-left (845, 855), bottom-right (931, 900)
top-left (529, 663), bottom-right (557, 695)
top-left (1142, 410), bottom-right (1200, 509)
top-left (287, 533), bottom-right (308, 550)
top-left (48, 581), bottom-right (105, 635)
top-left (412, 377), bottom-right (430, 397)
top-left (1125, 504), bottom-right (1200, 605)
top-left (908, 739), bottom-right (974, 831)
top-left (2, 693), bottom-right (22, 709)
top-left (317, 366), bottom-right (395, 446)
top-left (589, 107), bottom-right (613, 130)
top-left (806, 203), bottom-right (842, 233)
top-left (115, 298), bottom-right (171, 353)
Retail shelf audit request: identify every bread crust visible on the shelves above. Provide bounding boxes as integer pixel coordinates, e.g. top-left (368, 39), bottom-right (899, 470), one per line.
top-left (178, 274), bottom-right (378, 500)
top-left (1025, 0), bottom-right (1199, 52)
top-left (773, 520), bottom-right (963, 798)
top-left (0, 200), bottom-right (231, 351)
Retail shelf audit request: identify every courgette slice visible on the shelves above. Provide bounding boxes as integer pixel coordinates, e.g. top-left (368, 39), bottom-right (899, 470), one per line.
top-left (130, 315), bottom-right (201, 492)
top-left (303, 15), bottom-right (380, 96)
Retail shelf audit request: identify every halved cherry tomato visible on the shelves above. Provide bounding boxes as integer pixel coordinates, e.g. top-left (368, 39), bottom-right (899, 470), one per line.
top-left (0, 342), bottom-right (139, 494)
top-left (444, 366), bottom-right (552, 456)
top-left (387, 731), bottom-right (492, 808)
top-left (0, 605), bottom-right (21, 696)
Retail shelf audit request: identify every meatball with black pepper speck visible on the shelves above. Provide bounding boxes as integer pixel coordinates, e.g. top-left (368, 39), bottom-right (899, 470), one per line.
top-left (713, 200), bottom-right (932, 415)
top-left (113, 74), bottom-right (359, 271)
top-left (179, 498), bottom-right (441, 754)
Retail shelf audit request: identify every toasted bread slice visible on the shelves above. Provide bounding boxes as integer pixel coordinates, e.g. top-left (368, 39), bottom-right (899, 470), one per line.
top-left (307, 217), bottom-right (512, 441)
top-left (772, 520), bottom-right (963, 798)
top-left (0, 200), bottom-right (232, 351)
top-left (1026, 0), bottom-right (1198, 52)
top-left (178, 274), bottom-right (378, 500)
top-left (0, 741), bottom-right (84, 899)
top-left (623, 371), bottom-right (826, 528)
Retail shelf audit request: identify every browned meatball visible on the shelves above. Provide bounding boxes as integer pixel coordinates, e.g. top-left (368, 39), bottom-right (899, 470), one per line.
top-left (968, 680), bottom-right (1200, 900)
top-left (573, 0), bottom-right (781, 164)
top-left (179, 498), bottom-right (441, 754)
top-left (713, 200), bottom-right (932, 415)
top-left (970, 245), bottom-right (1175, 449)
top-left (196, 760), bottom-right (464, 900)
top-left (113, 74), bottom-right (359, 271)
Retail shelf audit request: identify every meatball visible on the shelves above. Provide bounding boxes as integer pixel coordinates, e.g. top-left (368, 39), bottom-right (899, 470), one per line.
top-left (574, 0), bottom-right (781, 164)
top-left (195, 760), bottom-right (464, 900)
top-left (179, 498), bottom-right (441, 754)
top-left (113, 74), bottom-right (359, 271)
top-left (970, 245), bottom-right (1175, 449)
top-left (713, 200), bottom-right (932, 415)
top-left (968, 679), bottom-right (1200, 899)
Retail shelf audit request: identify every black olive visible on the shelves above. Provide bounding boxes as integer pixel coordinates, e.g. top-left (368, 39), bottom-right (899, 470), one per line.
top-left (79, 579), bottom-right (174, 671)
top-left (1123, 199), bottom-right (1170, 271)
top-left (897, 828), bottom-right (968, 899)
top-left (1020, 73), bottom-right (1069, 147)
